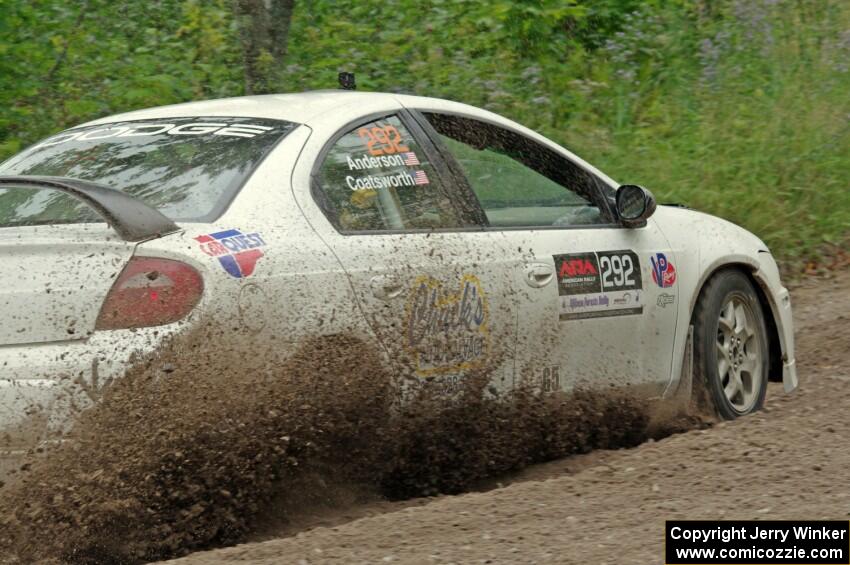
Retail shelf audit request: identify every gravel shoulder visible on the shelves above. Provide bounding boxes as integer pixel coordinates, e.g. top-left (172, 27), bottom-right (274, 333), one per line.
top-left (165, 270), bottom-right (850, 565)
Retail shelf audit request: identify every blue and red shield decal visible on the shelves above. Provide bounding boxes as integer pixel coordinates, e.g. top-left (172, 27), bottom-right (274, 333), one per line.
top-left (195, 229), bottom-right (266, 278)
top-left (650, 252), bottom-right (677, 288)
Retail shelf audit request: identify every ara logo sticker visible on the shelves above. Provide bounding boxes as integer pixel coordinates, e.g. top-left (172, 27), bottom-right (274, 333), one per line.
top-left (195, 229), bottom-right (266, 278)
top-left (554, 252), bottom-right (600, 295)
top-left (650, 253), bottom-right (677, 288)
top-left (559, 258), bottom-right (598, 278)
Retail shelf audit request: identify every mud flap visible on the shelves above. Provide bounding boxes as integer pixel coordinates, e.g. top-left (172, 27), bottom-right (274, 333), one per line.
top-left (668, 325), bottom-right (694, 412)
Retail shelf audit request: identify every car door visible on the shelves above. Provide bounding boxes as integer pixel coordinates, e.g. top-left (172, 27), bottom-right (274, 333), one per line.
top-left (413, 110), bottom-right (679, 397)
top-left (295, 111), bottom-right (521, 397)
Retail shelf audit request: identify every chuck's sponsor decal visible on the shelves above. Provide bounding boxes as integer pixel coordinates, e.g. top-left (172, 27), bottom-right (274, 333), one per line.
top-left (406, 274), bottom-right (489, 376)
top-left (650, 252), bottom-right (677, 288)
top-left (195, 229), bottom-right (265, 278)
top-left (554, 250), bottom-right (643, 320)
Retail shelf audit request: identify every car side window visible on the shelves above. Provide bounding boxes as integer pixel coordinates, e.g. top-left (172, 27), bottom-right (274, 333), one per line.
top-left (422, 112), bottom-right (611, 228)
top-left (314, 115), bottom-right (471, 232)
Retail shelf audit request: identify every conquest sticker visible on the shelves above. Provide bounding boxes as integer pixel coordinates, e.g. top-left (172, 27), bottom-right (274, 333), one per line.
top-left (195, 229), bottom-right (265, 278)
top-left (554, 250), bottom-right (643, 320)
top-left (650, 252), bottom-right (677, 288)
top-left (406, 274), bottom-right (489, 376)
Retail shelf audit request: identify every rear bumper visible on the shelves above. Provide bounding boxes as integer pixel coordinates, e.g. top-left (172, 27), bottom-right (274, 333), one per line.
top-left (0, 326), bottom-right (178, 475)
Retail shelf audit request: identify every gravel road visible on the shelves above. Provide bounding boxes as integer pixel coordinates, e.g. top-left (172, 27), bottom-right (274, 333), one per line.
top-left (165, 270), bottom-right (850, 565)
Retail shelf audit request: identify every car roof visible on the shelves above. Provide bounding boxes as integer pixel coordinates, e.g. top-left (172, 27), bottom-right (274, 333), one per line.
top-left (79, 90), bottom-right (619, 188)
top-left (79, 91), bottom-right (496, 128)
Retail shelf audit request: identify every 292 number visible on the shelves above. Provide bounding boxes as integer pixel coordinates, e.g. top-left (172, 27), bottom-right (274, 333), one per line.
top-left (600, 254), bottom-right (636, 289)
top-left (358, 125), bottom-right (410, 156)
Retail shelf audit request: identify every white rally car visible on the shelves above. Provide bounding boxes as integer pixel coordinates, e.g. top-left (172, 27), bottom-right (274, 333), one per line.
top-left (0, 91), bottom-right (797, 475)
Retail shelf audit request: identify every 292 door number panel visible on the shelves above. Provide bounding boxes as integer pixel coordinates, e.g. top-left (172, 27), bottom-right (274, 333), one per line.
top-left (599, 252), bottom-right (638, 290)
top-left (553, 250), bottom-right (643, 321)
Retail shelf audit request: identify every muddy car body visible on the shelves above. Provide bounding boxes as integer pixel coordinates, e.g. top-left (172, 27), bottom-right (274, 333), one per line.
top-left (0, 91), bottom-right (797, 477)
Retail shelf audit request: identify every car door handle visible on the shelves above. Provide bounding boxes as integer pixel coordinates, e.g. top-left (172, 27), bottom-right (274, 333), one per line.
top-left (370, 275), bottom-right (404, 300)
top-left (524, 263), bottom-right (554, 288)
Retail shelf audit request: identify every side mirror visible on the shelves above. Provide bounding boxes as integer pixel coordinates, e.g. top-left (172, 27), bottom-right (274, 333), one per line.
top-left (616, 184), bottom-right (657, 228)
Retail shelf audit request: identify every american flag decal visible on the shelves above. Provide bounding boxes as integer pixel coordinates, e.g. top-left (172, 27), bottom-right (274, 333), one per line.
top-left (413, 170), bottom-right (430, 185)
top-left (403, 152), bottom-right (420, 166)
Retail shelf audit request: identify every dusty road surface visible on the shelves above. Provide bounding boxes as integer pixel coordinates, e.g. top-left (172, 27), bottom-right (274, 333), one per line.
top-left (164, 270), bottom-right (850, 565)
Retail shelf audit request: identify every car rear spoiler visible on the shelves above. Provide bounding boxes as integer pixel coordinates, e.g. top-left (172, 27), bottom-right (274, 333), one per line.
top-left (0, 175), bottom-right (180, 242)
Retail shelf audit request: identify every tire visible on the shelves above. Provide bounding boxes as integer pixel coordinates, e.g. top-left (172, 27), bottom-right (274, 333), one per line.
top-left (693, 270), bottom-right (769, 419)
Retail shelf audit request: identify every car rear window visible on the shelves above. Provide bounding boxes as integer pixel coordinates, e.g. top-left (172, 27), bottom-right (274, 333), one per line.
top-left (314, 114), bottom-right (478, 232)
top-left (0, 117), bottom-right (297, 227)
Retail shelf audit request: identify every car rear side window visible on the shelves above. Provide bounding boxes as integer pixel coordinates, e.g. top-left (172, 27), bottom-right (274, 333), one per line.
top-left (422, 112), bottom-right (612, 228)
top-left (314, 115), bottom-right (472, 232)
top-left (0, 117), bottom-right (297, 227)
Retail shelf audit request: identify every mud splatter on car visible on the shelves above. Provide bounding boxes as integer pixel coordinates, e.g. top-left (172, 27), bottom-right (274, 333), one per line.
top-left (0, 325), bottom-right (679, 564)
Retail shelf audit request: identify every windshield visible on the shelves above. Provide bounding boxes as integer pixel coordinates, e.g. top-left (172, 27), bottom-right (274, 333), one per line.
top-left (0, 117), bottom-right (298, 227)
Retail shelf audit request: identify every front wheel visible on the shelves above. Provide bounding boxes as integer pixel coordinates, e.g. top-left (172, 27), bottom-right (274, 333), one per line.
top-left (693, 270), bottom-right (769, 419)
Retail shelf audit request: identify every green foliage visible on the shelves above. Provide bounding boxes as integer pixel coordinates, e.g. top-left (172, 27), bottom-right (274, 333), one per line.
top-left (579, 1), bottom-right (850, 261)
top-left (0, 0), bottom-right (241, 156)
top-left (0, 0), bottom-right (848, 262)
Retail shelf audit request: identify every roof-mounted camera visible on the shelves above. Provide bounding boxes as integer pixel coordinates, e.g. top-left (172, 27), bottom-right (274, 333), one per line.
top-left (338, 72), bottom-right (356, 91)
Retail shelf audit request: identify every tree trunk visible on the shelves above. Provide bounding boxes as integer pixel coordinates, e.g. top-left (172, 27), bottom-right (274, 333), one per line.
top-left (233, 0), bottom-right (296, 95)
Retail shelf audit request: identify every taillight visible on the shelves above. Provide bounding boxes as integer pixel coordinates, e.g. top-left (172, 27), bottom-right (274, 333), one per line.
top-left (95, 257), bottom-right (203, 330)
